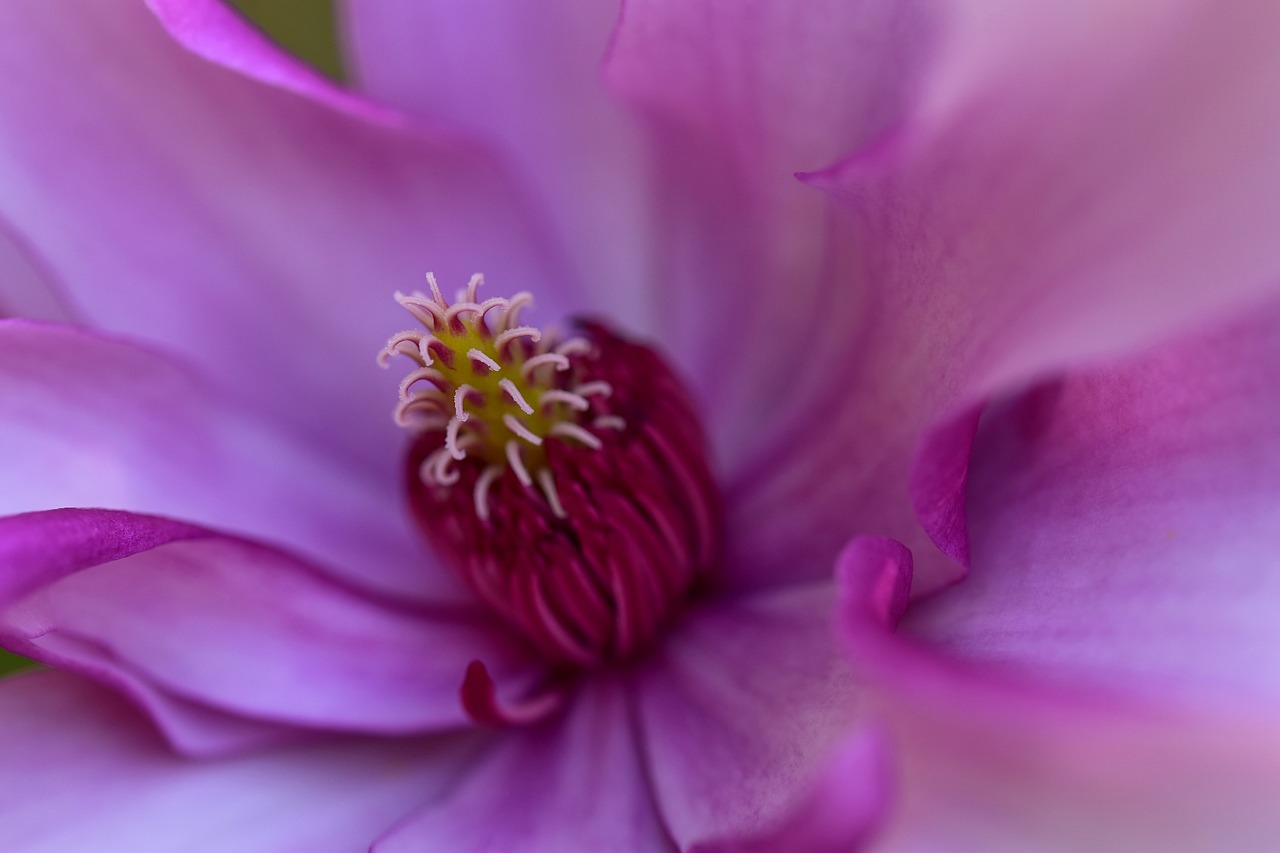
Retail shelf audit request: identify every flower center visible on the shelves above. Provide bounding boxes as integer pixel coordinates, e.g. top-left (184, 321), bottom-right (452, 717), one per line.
top-left (381, 274), bottom-right (720, 669)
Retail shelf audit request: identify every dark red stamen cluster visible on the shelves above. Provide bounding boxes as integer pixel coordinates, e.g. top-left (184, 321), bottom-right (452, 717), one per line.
top-left (407, 321), bottom-right (719, 667)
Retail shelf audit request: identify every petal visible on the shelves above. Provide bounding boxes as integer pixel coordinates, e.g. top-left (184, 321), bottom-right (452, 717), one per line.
top-left (373, 676), bottom-right (670, 852)
top-left (0, 319), bottom-right (463, 603)
top-left (603, 0), bottom-right (939, 463)
top-left (342, 0), bottom-right (655, 327)
top-left (0, 215), bottom-right (73, 322)
top-left (902, 297), bottom-right (1280, 712)
top-left (0, 509), bottom-right (539, 747)
top-left (835, 536), bottom-right (1280, 851)
top-left (0, 670), bottom-right (477, 852)
top-left (636, 582), bottom-right (870, 849)
top-left (730, 0), bottom-right (1280, 595)
top-left (0, 0), bottom-right (568, 479)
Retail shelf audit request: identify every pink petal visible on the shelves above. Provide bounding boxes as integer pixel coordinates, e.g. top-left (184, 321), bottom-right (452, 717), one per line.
top-left (0, 319), bottom-right (463, 603)
top-left (636, 582), bottom-right (872, 850)
top-left (0, 670), bottom-right (476, 852)
top-left (835, 536), bottom-right (1280, 850)
top-left (603, 0), bottom-right (937, 464)
top-left (0, 216), bottom-right (73, 322)
top-left (0, 509), bottom-right (539, 746)
top-left (729, 0), bottom-right (1280, 596)
top-left (342, 0), bottom-right (655, 328)
top-left (0, 0), bottom-right (567, 480)
top-left (903, 297), bottom-right (1280, 711)
top-left (373, 676), bottom-right (670, 851)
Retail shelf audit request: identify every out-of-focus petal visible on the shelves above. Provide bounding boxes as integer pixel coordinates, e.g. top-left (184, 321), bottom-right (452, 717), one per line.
top-left (604, 0), bottom-right (938, 465)
top-left (729, 0), bottom-right (1280, 595)
top-left (0, 509), bottom-right (538, 748)
top-left (0, 216), bottom-right (73, 322)
top-left (0, 0), bottom-right (569, 479)
top-left (636, 582), bottom-right (868, 850)
top-left (904, 297), bottom-right (1280, 712)
top-left (373, 677), bottom-right (671, 851)
top-left (0, 319), bottom-right (464, 603)
top-left (835, 536), bottom-right (1280, 851)
top-left (342, 0), bottom-right (655, 328)
top-left (0, 670), bottom-right (477, 852)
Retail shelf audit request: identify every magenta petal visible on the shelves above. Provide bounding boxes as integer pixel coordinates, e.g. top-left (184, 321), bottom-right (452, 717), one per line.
top-left (636, 582), bottom-right (868, 849)
top-left (373, 677), bottom-right (669, 851)
top-left (0, 0), bottom-right (567, 479)
top-left (0, 320), bottom-right (465, 603)
top-left (0, 216), bottom-right (73, 322)
top-left (903, 298), bottom-right (1280, 712)
top-left (0, 670), bottom-right (476, 851)
top-left (0, 509), bottom-right (539, 741)
top-left (343, 0), bottom-right (652, 327)
top-left (834, 537), bottom-right (1280, 850)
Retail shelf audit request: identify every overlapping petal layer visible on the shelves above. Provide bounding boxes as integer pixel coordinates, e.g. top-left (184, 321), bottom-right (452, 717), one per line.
top-left (730, 0), bottom-right (1280, 595)
top-left (904, 295), bottom-right (1280, 712)
top-left (0, 670), bottom-right (477, 852)
top-left (0, 509), bottom-right (539, 752)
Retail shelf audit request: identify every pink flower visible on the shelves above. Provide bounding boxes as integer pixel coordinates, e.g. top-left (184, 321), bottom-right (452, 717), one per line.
top-left (0, 0), bottom-right (1278, 849)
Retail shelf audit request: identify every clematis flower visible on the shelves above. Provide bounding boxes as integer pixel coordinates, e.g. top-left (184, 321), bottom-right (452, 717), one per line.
top-left (0, 0), bottom-right (1278, 850)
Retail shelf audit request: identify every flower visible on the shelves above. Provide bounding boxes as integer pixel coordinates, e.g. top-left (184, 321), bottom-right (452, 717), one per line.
top-left (0, 0), bottom-right (1279, 850)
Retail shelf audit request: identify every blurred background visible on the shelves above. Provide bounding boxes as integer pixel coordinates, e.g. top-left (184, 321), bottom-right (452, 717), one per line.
top-left (228, 0), bottom-right (345, 80)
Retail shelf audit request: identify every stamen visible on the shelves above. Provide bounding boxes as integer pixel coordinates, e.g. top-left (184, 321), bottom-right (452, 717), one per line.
top-left (463, 273), bottom-right (483, 303)
top-left (467, 348), bottom-right (501, 372)
top-left (498, 379), bottom-right (535, 415)
top-left (495, 326), bottom-right (541, 352)
top-left (460, 660), bottom-right (566, 727)
top-left (536, 469), bottom-right (567, 519)
top-left (574, 381), bottom-right (612, 398)
top-left (473, 465), bottom-right (503, 522)
top-left (425, 272), bottom-right (447, 307)
top-left (505, 440), bottom-right (532, 486)
top-left (445, 417), bottom-right (467, 460)
top-left (539, 389), bottom-right (590, 412)
top-left (399, 367), bottom-right (447, 399)
top-left (499, 292), bottom-right (533, 331)
top-left (548, 421), bottom-right (602, 449)
top-left (521, 353), bottom-right (570, 379)
top-left (593, 415), bottom-right (627, 431)
top-left (503, 414), bottom-right (544, 446)
top-left (555, 339), bottom-right (592, 357)
top-left (454, 384), bottom-right (477, 421)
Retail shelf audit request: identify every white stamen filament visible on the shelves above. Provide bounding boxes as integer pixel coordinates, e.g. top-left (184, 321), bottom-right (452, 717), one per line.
top-left (399, 367), bottom-right (447, 400)
top-left (495, 326), bottom-right (541, 352)
top-left (540, 389), bottom-right (590, 412)
top-left (593, 415), bottom-right (627, 431)
top-left (467, 348), bottom-right (501, 371)
top-left (555, 339), bottom-right (592, 357)
top-left (446, 417), bottom-right (468, 460)
top-left (473, 465), bottom-right (503, 521)
top-left (503, 414), bottom-right (544, 446)
top-left (574, 381), bottom-right (612, 399)
top-left (425, 272), bottom-right (447, 307)
top-left (454, 384), bottom-right (477, 421)
top-left (550, 422), bottom-right (602, 449)
top-left (500, 292), bottom-right (533, 331)
top-left (521, 353), bottom-right (570, 379)
top-left (499, 379), bottom-right (535, 414)
top-left (506, 441), bottom-right (533, 486)
top-left (537, 469), bottom-right (567, 519)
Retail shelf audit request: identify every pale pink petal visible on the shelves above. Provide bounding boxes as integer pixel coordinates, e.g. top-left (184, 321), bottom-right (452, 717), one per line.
top-left (0, 670), bottom-right (477, 852)
top-left (0, 0), bottom-right (568, 480)
top-left (835, 536), bottom-right (1280, 851)
top-left (373, 677), bottom-right (670, 852)
top-left (903, 297), bottom-right (1280, 711)
top-left (728, 0), bottom-right (1280, 596)
top-left (636, 582), bottom-right (869, 850)
top-left (603, 0), bottom-right (937, 464)
top-left (342, 0), bottom-right (655, 329)
top-left (0, 509), bottom-right (539, 745)
top-left (0, 320), bottom-right (465, 603)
